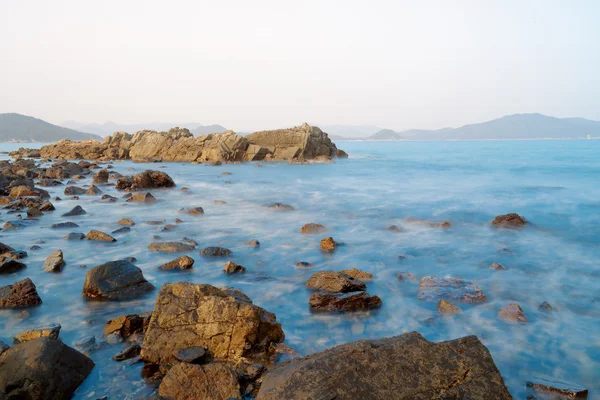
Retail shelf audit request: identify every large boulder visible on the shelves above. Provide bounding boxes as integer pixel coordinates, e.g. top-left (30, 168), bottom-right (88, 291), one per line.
top-left (158, 362), bottom-right (241, 400)
top-left (0, 337), bottom-right (94, 400)
top-left (0, 278), bottom-right (42, 308)
top-left (82, 260), bottom-right (155, 300)
top-left (141, 283), bottom-right (284, 366)
top-left (257, 332), bottom-right (511, 400)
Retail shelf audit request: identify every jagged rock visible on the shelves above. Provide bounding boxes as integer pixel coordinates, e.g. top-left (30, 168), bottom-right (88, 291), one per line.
top-left (247, 124), bottom-right (338, 160)
top-left (158, 362), bottom-right (241, 400)
top-left (180, 206), bottom-right (204, 215)
top-left (9, 185), bottom-right (49, 199)
top-left (0, 243), bottom-right (15, 254)
top-left (112, 344), bottom-right (141, 361)
top-left (52, 221), bottom-right (79, 229)
top-left (256, 332), bottom-right (511, 400)
top-left (116, 170), bottom-right (175, 191)
top-left (42, 250), bottom-right (66, 272)
top-left (340, 268), bottom-right (372, 280)
top-left (103, 313), bottom-right (151, 338)
top-left (1, 249), bottom-right (27, 260)
top-left (118, 218), bottom-right (135, 225)
top-left (309, 291), bottom-right (382, 311)
top-left (492, 213), bottom-right (527, 227)
top-left (13, 323), bottom-right (61, 343)
top-left (320, 237), bottom-right (338, 252)
top-left (224, 261), bottom-right (246, 274)
top-left (300, 223), bottom-right (326, 234)
top-left (93, 169), bottom-right (109, 184)
top-left (63, 232), bottom-right (84, 241)
top-left (158, 255), bottom-right (195, 270)
top-left (85, 230), bottom-right (116, 242)
top-left (64, 186), bottom-right (86, 195)
top-left (39, 200), bottom-right (55, 211)
top-left (0, 278), bottom-right (42, 308)
top-left (82, 260), bottom-right (154, 300)
top-left (148, 241), bottom-right (196, 253)
top-left (306, 271), bottom-right (366, 293)
top-left (437, 300), bottom-right (462, 314)
top-left (140, 283), bottom-right (284, 366)
top-left (126, 192), bottom-right (157, 204)
top-left (417, 276), bottom-right (486, 304)
top-left (498, 303), bottom-right (528, 323)
top-left (266, 202), bottom-right (295, 211)
top-left (62, 205), bottom-right (86, 217)
top-left (0, 337), bottom-right (94, 400)
top-left (26, 207), bottom-right (43, 218)
top-left (200, 247), bottom-right (232, 257)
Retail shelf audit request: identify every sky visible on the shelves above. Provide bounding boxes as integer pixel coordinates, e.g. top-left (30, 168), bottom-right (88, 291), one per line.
top-left (1, 0), bottom-right (599, 132)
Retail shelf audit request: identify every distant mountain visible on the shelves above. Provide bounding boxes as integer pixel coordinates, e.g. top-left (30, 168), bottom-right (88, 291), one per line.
top-left (61, 121), bottom-right (228, 137)
top-left (0, 113), bottom-right (101, 143)
top-left (313, 124), bottom-right (383, 139)
top-left (368, 129), bottom-right (404, 140)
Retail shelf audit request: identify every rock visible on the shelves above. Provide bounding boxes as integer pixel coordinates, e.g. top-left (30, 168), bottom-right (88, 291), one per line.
top-left (140, 283), bottom-right (284, 365)
top-left (335, 149), bottom-right (349, 158)
top-left (300, 223), bottom-right (326, 234)
top-left (213, 200), bottom-right (227, 205)
top-left (82, 260), bottom-right (155, 300)
top-left (437, 300), bottom-right (462, 314)
top-left (146, 220), bottom-right (164, 225)
top-left (37, 179), bottom-right (62, 187)
top-left (0, 337), bottom-right (95, 400)
top-left (27, 207), bottom-right (43, 217)
top-left (538, 301), bottom-right (553, 312)
top-left (103, 313), bottom-right (151, 338)
top-left (64, 232), bottom-right (85, 240)
top-left (9, 185), bottom-right (49, 199)
top-left (42, 250), bottom-right (66, 272)
top-left (397, 272), bottom-right (417, 281)
top-left (116, 170), bottom-right (175, 191)
top-left (221, 286), bottom-right (253, 303)
top-left (85, 185), bottom-right (102, 195)
top-left (492, 213), bottom-right (527, 227)
top-left (0, 243), bottom-right (15, 254)
top-left (246, 239), bottom-right (260, 247)
top-left (112, 344), bottom-right (141, 361)
top-left (158, 362), bottom-right (241, 400)
top-left (417, 276), bottom-right (487, 304)
top-left (126, 192), bottom-right (157, 204)
top-left (3, 219), bottom-right (37, 231)
top-left (158, 255), bottom-right (195, 270)
top-left (74, 335), bottom-right (98, 354)
top-left (405, 218), bottom-right (451, 228)
top-left (340, 268), bottom-right (372, 280)
top-left (64, 186), bottom-right (86, 195)
top-left (295, 261), bottom-right (313, 268)
top-left (180, 206), bottom-right (204, 215)
top-left (62, 205), bottom-right (86, 217)
top-left (93, 169), bottom-right (109, 184)
top-left (29, 245), bottom-right (42, 251)
top-left (0, 258), bottom-right (26, 274)
top-left (100, 194), bottom-right (117, 202)
top-left (256, 332), bottom-right (512, 400)
top-left (13, 323), bottom-right (61, 343)
top-left (85, 230), bottom-right (116, 242)
top-left (320, 237), bottom-right (337, 252)
top-left (306, 271), bottom-right (366, 293)
top-left (387, 225), bottom-right (403, 232)
top-left (0, 278), bottom-right (42, 308)
top-left (112, 227), bottom-right (130, 234)
top-left (200, 246), bottom-right (232, 257)
top-left (1, 249), bottom-right (27, 259)
top-left (0, 340), bottom-right (9, 356)
top-left (526, 376), bottom-right (588, 399)
top-left (309, 291), bottom-right (382, 312)
top-left (224, 261), bottom-right (246, 274)
top-left (491, 262), bottom-right (506, 270)
top-left (266, 202), bottom-right (295, 211)
top-left (51, 221), bottom-right (79, 229)
top-left (118, 218), bottom-right (135, 226)
top-left (172, 346), bottom-right (207, 364)
top-left (148, 241), bottom-right (196, 253)
top-left (498, 303), bottom-right (528, 323)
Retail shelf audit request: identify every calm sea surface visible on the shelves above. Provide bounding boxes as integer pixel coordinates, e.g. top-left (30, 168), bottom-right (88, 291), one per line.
top-left (1, 140), bottom-right (599, 398)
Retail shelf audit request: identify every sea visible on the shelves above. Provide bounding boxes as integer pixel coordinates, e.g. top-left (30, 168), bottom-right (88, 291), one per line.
top-left (1, 140), bottom-right (599, 398)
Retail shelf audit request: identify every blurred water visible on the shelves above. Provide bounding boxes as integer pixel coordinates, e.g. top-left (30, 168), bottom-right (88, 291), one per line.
top-left (1, 140), bottom-right (599, 398)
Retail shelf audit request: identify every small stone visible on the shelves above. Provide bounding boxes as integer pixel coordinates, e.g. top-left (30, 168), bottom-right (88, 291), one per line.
top-left (158, 255), bottom-right (195, 270)
top-left (300, 223), bottom-right (326, 234)
top-left (112, 227), bottom-right (130, 234)
top-left (491, 262), bottom-right (506, 270)
top-left (538, 301), bottom-right (553, 312)
top-left (245, 239), bottom-right (260, 248)
top-left (492, 213), bottom-right (527, 227)
top-left (42, 249), bottom-right (66, 272)
top-left (39, 201), bottom-right (55, 211)
top-left (498, 303), bottom-right (528, 323)
top-left (52, 222), bottom-right (80, 229)
top-left (388, 225), bottom-right (403, 232)
top-left (224, 261), bottom-right (246, 274)
top-left (86, 230), bottom-right (117, 242)
top-left (118, 218), bottom-right (135, 226)
top-left (85, 185), bottom-right (102, 195)
top-left (437, 300), bottom-right (462, 314)
top-left (320, 237), bottom-right (337, 252)
top-left (64, 232), bottom-right (85, 240)
top-left (398, 272), bottom-right (416, 282)
top-left (180, 207), bottom-right (204, 215)
top-left (267, 202), bottom-right (295, 211)
top-left (127, 192), bottom-right (157, 204)
top-left (309, 291), bottom-right (382, 312)
top-left (213, 200), bottom-right (227, 205)
top-left (29, 245), bottom-right (42, 251)
top-left (172, 346), bottom-right (207, 364)
top-left (146, 220), bottom-right (164, 225)
top-left (26, 208), bottom-right (43, 218)
top-left (295, 261), bottom-right (313, 268)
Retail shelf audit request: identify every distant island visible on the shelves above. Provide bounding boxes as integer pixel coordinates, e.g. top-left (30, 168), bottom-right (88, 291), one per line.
top-left (0, 113), bottom-right (102, 142)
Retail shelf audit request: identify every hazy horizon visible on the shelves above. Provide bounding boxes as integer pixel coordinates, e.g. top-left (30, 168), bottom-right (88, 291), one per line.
top-left (1, 0), bottom-right (599, 132)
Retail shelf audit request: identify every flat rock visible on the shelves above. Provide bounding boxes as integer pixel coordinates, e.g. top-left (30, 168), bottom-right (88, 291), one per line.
top-left (158, 362), bottom-right (241, 400)
top-left (309, 291), bottom-right (382, 312)
top-left (148, 241), bottom-right (196, 253)
top-left (256, 332), bottom-right (512, 400)
top-left (82, 260), bottom-right (155, 300)
top-left (172, 346), bottom-right (207, 364)
top-left (266, 202), bottom-right (295, 211)
top-left (51, 221), bottom-right (79, 229)
top-left (158, 255), bottom-right (195, 270)
top-left (306, 271), bottom-right (366, 293)
top-left (85, 230), bottom-right (116, 242)
top-left (180, 206), bottom-right (204, 215)
top-left (492, 213), bottom-right (527, 227)
top-left (200, 246), bottom-right (232, 257)
top-left (0, 278), bottom-right (42, 308)
top-left (118, 218), bottom-right (135, 226)
top-left (64, 186), bottom-right (86, 195)
top-left (300, 223), bottom-right (326, 234)
top-left (437, 299), bottom-right (462, 314)
top-left (13, 323), bottom-right (61, 343)
top-left (340, 268), bottom-right (372, 280)
top-left (417, 276), bottom-right (487, 304)
top-left (43, 250), bottom-right (66, 272)
top-left (112, 227), bottom-right (130, 234)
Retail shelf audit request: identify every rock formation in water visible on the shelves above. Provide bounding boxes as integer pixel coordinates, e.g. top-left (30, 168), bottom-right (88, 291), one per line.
top-left (38, 123), bottom-right (344, 163)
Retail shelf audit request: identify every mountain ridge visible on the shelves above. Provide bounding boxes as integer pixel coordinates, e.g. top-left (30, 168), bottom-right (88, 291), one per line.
top-left (0, 113), bottom-right (102, 143)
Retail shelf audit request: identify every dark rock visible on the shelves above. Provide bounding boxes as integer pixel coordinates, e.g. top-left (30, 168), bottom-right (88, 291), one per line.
top-left (417, 276), bottom-right (487, 304)
top-left (498, 303), bottom-right (528, 323)
top-left (148, 241), bottom-right (196, 253)
top-left (112, 343), bottom-right (141, 361)
top-left (0, 337), bottom-right (94, 400)
top-left (256, 332), bottom-right (512, 400)
top-left (116, 170), bottom-right (175, 191)
top-left (0, 278), bottom-right (42, 308)
top-left (62, 205), bottom-right (86, 217)
top-left (300, 223), bottom-right (326, 234)
top-left (3, 219), bottom-right (37, 231)
top-left (1, 250), bottom-right (27, 260)
top-left (320, 237), bottom-right (337, 252)
top-left (64, 232), bottom-right (85, 240)
top-left (295, 261), bottom-right (313, 268)
top-left (29, 245), bottom-right (42, 251)
top-left (388, 225), bottom-right (403, 232)
top-left (126, 192), bottom-right (157, 204)
top-left (100, 194), bottom-right (117, 202)
top-left (172, 346), bottom-right (207, 364)
top-left (52, 222), bottom-right (80, 229)
top-left (245, 239), bottom-right (260, 247)
top-left (538, 301), bottom-right (553, 312)
top-left (526, 376), bottom-right (588, 398)
top-left (306, 271), bottom-right (366, 293)
top-left (82, 260), bottom-right (154, 300)
top-left (224, 261), bottom-right (246, 274)
top-left (13, 323), bottom-right (61, 343)
top-left (39, 200), bottom-right (55, 211)
top-left (266, 202), bottom-right (295, 211)
top-left (309, 291), bottom-right (382, 312)
top-left (0, 340), bottom-right (9, 356)
top-left (112, 227), bottom-right (130, 234)
top-left (146, 220), bottom-right (164, 225)
top-left (26, 207), bottom-right (43, 217)
top-left (492, 213), bottom-right (527, 227)
top-left (85, 185), bottom-right (102, 195)
top-left (491, 262), bottom-right (506, 270)
top-left (397, 272), bottom-right (416, 281)
top-left (42, 250), bottom-right (66, 272)
top-left (0, 243), bottom-right (15, 254)
top-left (0, 258), bottom-right (26, 274)
top-left (64, 186), bottom-right (86, 195)
top-left (200, 246), bottom-right (232, 257)
top-left (158, 255), bottom-right (195, 270)
top-left (180, 206), bottom-right (204, 215)
top-left (158, 363), bottom-right (241, 400)
top-left (85, 230), bottom-right (116, 242)
top-left (93, 169), bottom-right (109, 184)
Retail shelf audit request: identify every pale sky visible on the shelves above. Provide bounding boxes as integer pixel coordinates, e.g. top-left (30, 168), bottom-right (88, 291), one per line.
top-left (1, 0), bottom-right (598, 131)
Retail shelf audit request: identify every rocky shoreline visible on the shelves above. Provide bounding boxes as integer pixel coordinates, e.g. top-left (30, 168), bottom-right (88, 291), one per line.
top-left (0, 151), bottom-right (590, 399)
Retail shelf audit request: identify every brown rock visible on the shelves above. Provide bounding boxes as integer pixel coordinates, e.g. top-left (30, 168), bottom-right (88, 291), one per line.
top-left (320, 237), bottom-right (338, 252)
top-left (118, 218), bottom-right (135, 226)
top-left (158, 255), bottom-right (195, 270)
top-left (0, 278), bottom-right (42, 308)
top-left (498, 303), bottom-right (528, 323)
top-left (82, 260), bottom-right (154, 300)
top-left (200, 247), bottom-right (232, 257)
top-left (491, 262), bottom-right (506, 270)
top-left (300, 223), bottom-right (327, 234)
top-left (42, 250), bottom-right (66, 272)
top-left (13, 323), bottom-right (61, 343)
top-left (116, 170), bottom-right (175, 191)
top-left (93, 169), bottom-right (109, 184)
top-left (103, 313), bottom-right (151, 338)
top-left (0, 258), bottom-right (26, 274)
top-left (526, 376), bottom-right (588, 398)
top-left (127, 192), bottom-right (157, 204)
top-left (340, 268), bottom-right (372, 280)
top-left (85, 230), bottom-right (116, 242)
top-left (85, 185), bottom-right (102, 195)
top-left (148, 241), bottom-right (196, 253)
top-left (437, 300), bottom-right (462, 314)
top-left (492, 213), bottom-right (527, 227)
top-left (397, 272), bottom-right (417, 282)
top-left (180, 206), bottom-right (204, 215)
top-left (158, 362), bottom-right (241, 400)
top-left (224, 261), bottom-right (246, 274)
top-left (417, 276), bottom-right (486, 304)
top-left (245, 239), bottom-right (260, 247)
top-left (306, 271), bottom-right (366, 293)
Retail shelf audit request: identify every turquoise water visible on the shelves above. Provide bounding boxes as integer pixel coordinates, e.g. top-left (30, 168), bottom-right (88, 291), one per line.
top-left (1, 140), bottom-right (599, 398)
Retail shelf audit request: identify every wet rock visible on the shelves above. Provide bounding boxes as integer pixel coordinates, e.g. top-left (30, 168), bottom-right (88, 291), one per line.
top-left (295, 261), bottom-right (314, 268)
top-left (29, 245), bottom-right (42, 251)
top-left (0, 278), bottom-right (42, 308)
top-left (0, 243), bottom-right (15, 254)
top-left (388, 225), bottom-right (403, 232)
top-left (112, 343), bottom-right (141, 361)
top-left (405, 218), bottom-right (451, 228)
top-left (85, 230), bottom-right (116, 242)
top-left (309, 291), bottom-right (382, 312)
top-left (13, 323), bottom-right (61, 343)
top-left (148, 241), bottom-right (196, 253)
top-left (200, 246), bottom-right (232, 257)
top-left (141, 283), bottom-right (284, 366)
top-left (62, 205), bottom-right (86, 217)
top-left (93, 169), bottom-right (109, 184)
top-left (146, 220), bottom-right (164, 225)
top-left (224, 261), bottom-right (246, 274)
top-left (0, 258), bottom-right (26, 274)
top-left (100, 194), bottom-right (117, 202)
top-left (126, 192), bottom-right (157, 204)
top-left (112, 227), bottom-right (130, 234)
top-left (266, 202), bottom-right (295, 211)
top-left (38, 179), bottom-right (62, 187)
top-left (9, 185), bottom-right (50, 199)
top-left (64, 186), bottom-right (86, 195)
top-left (397, 272), bottom-right (417, 281)
top-left (64, 232), bottom-right (85, 240)
top-left (26, 207), bottom-right (43, 217)
top-left (437, 300), bottom-right (462, 314)
top-left (538, 301), bottom-right (553, 312)
top-left (306, 271), bottom-right (366, 293)
top-left (213, 199), bottom-right (227, 205)
top-left (0, 337), bottom-right (95, 400)
top-left (498, 303), bottom-right (528, 323)
top-left (85, 185), bottom-right (102, 195)
top-left (74, 335), bottom-right (98, 354)
top-left (52, 221), bottom-right (80, 229)
top-left (118, 218), bottom-right (135, 226)
top-left (256, 332), bottom-right (512, 400)
top-left (335, 149), bottom-right (349, 158)
top-left (158, 255), bottom-right (195, 270)
top-left (3, 219), bottom-right (37, 231)
top-left (162, 224), bottom-right (177, 231)
top-left (180, 206), bottom-right (204, 215)
top-left (2, 250), bottom-right (28, 260)
top-left (172, 346), bottom-right (208, 364)
top-left (82, 260), bottom-right (155, 300)
top-left (0, 340), bottom-right (9, 356)
top-left (103, 313), bottom-right (151, 338)
top-left (158, 362), bottom-right (241, 400)
top-left (116, 170), bottom-right (175, 191)
top-left (43, 250), bottom-right (66, 272)
top-left (340, 268), bottom-right (372, 280)
top-left (418, 276), bottom-right (487, 304)
top-left (320, 237), bottom-right (338, 252)
top-left (300, 223), bottom-right (327, 234)
top-left (526, 376), bottom-right (588, 399)
top-left (492, 213), bottom-right (527, 227)
top-left (491, 262), bottom-right (506, 270)
top-left (246, 239), bottom-right (260, 247)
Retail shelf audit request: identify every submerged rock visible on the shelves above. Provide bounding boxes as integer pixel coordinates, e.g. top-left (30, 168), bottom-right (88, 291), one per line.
top-left (492, 213), bottom-right (527, 227)
top-left (256, 332), bottom-right (511, 400)
top-left (266, 202), bottom-right (295, 211)
top-left (82, 260), bottom-right (154, 300)
top-left (498, 303), bottom-right (528, 323)
top-left (300, 223), bottom-right (326, 234)
top-left (417, 276), bottom-right (487, 304)
top-left (538, 301), bottom-right (553, 312)
top-left (295, 261), bottom-right (314, 268)
top-left (437, 299), bottom-right (462, 314)
top-left (0, 337), bottom-right (95, 400)
top-left (491, 262), bottom-right (506, 270)
top-left (0, 278), bottom-right (42, 308)
top-left (42, 250), bottom-right (66, 272)
top-left (200, 246), bottom-right (232, 257)
top-left (309, 291), bottom-right (382, 312)
top-left (306, 271), bottom-right (366, 293)
top-left (387, 224), bottom-right (403, 232)
top-left (51, 221), bottom-right (79, 229)
top-left (158, 362), bottom-right (241, 400)
top-left (158, 255), bottom-right (195, 270)
top-left (245, 239), bottom-right (260, 247)
top-left (320, 237), bottom-right (338, 252)
top-left (148, 241), bottom-right (196, 253)
top-left (64, 232), bottom-right (85, 240)
top-left (180, 206), bottom-right (204, 215)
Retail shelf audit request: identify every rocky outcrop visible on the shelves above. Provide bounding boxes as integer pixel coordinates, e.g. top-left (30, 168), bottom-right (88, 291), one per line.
top-left (257, 332), bottom-right (511, 400)
top-left (0, 337), bottom-right (94, 400)
top-left (39, 124), bottom-right (345, 163)
top-left (140, 283), bottom-right (284, 366)
top-left (158, 362), bottom-right (241, 400)
top-left (498, 303), bottom-right (528, 323)
top-left (82, 260), bottom-right (154, 300)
